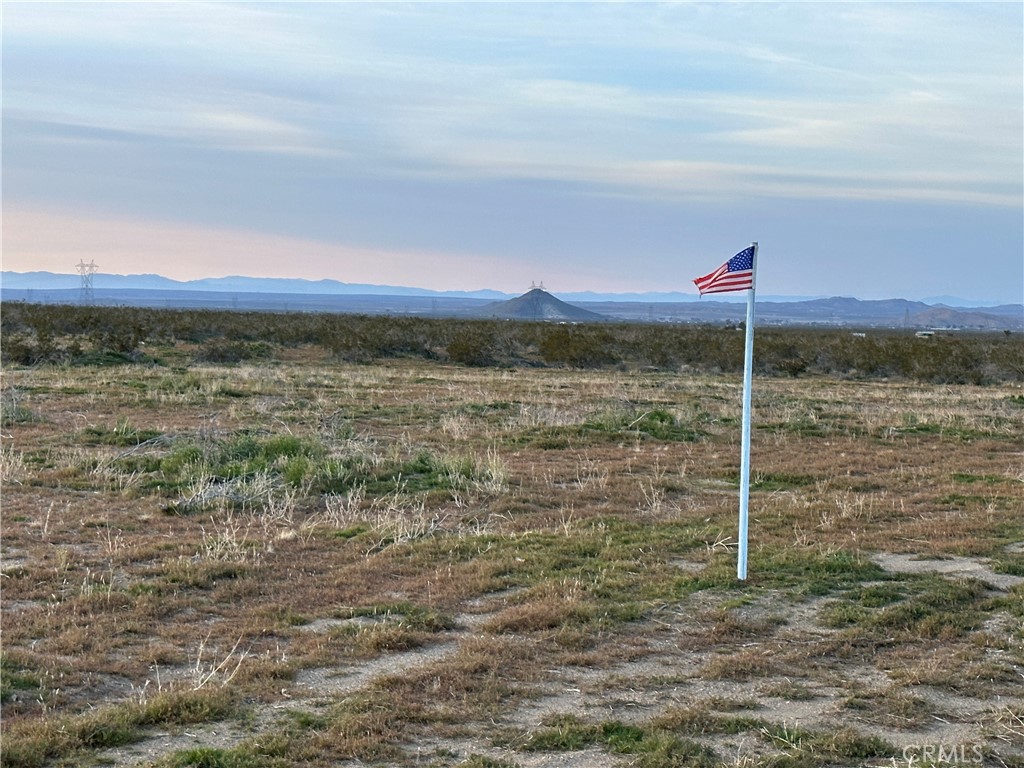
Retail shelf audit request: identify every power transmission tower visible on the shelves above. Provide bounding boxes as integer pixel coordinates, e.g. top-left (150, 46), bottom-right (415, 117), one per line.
top-left (76, 260), bottom-right (98, 305)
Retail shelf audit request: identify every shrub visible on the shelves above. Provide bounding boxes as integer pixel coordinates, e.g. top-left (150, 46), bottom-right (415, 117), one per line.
top-left (2, 302), bottom-right (1021, 382)
top-left (539, 326), bottom-right (617, 367)
top-left (447, 328), bottom-right (497, 366)
top-left (193, 340), bottom-right (273, 364)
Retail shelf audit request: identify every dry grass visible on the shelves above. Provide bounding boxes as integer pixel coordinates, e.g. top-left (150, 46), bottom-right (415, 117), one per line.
top-left (1, 352), bottom-right (1022, 767)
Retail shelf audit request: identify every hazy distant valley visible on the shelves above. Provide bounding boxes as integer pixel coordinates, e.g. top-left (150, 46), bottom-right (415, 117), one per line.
top-left (2, 271), bottom-right (1021, 330)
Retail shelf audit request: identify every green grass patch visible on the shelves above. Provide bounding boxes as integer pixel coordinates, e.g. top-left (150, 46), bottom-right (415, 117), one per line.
top-left (333, 524), bottom-right (370, 540)
top-left (821, 574), bottom-right (991, 639)
top-left (457, 757), bottom-right (520, 768)
top-left (843, 688), bottom-right (933, 729)
top-left (513, 408), bottom-right (706, 449)
top-left (991, 554), bottom-right (1024, 577)
top-left (158, 746), bottom-right (273, 768)
top-left (460, 400), bottom-right (518, 418)
top-left (0, 401), bottom-right (43, 427)
top-left (756, 722), bottom-right (897, 762)
top-left (516, 714), bottom-right (718, 767)
top-left (620, 409), bottom-right (707, 442)
top-left (139, 435), bottom-right (496, 503)
top-left (683, 547), bottom-right (887, 598)
top-left (652, 705), bottom-right (764, 736)
top-left (363, 449), bottom-right (470, 494)
top-left (852, 582), bottom-right (906, 607)
top-left (952, 472), bottom-right (1007, 485)
top-left (717, 471), bottom-right (820, 491)
top-left (0, 688), bottom-right (234, 768)
top-left (280, 709), bottom-right (329, 731)
top-left (0, 654), bottom-right (43, 704)
top-left (520, 714), bottom-right (597, 751)
top-left (80, 420), bottom-right (164, 447)
top-left (494, 521), bottom-right (702, 603)
top-left (758, 418), bottom-right (830, 438)
top-left (341, 602), bottom-right (456, 633)
top-left (162, 560), bottom-right (247, 590)
top-left (865, 576), bottom-right (988, 638)
top-left (883, 418), bottom-right (1010, 442)
top-left (937, 492), bottom-right (1018, 509)
top-left (752, 472), bottom-right (819, 491)
top-left (119, 431), bottom-right (375, 505)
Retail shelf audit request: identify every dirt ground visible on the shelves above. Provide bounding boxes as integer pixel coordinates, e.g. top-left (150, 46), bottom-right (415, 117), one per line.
top-left (2, 357), bottom-right (1022, 767)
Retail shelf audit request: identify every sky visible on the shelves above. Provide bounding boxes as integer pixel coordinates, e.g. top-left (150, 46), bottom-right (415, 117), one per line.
top-left (2, 2), bottom-right (1022, 303)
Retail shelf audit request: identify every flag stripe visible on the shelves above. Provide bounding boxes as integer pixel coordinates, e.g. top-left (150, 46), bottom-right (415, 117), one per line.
top-left (693, 265), bottom-right (727, 292)
top-left (696, 271), bottom-right (753, 294)
top-left (694, 273), bottom-right (753, 292)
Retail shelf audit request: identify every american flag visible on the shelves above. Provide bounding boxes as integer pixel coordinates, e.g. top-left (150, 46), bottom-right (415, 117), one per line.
top-left (693, 246), bottom-right (755, 295)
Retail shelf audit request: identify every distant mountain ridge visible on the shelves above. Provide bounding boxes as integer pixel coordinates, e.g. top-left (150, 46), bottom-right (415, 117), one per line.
top-left (2, 271), bottom-right (1020, 329)
top-left (0, 271), bottom-right (510, 300)
top-left (578, 297), bottom-right (1021, 329)
top-left (2, 271), bottom-right (1017, 309)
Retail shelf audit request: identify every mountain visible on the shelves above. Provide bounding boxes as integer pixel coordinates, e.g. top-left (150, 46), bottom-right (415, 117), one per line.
top-left (0, 271), bottom-right (511, 300)
top-left (4, 272), bottom-right (1019, 308)
top-left (1, 271), bottom-right (184, 291)
top-left (476, 288), bottom-right (607, 322)
top-left (2, 272), bottom-right (1020, 329)
top-left (558, 290), bottom-right (828, 303)
top-left (183, 275), bottom-right (510, 299)
top-left (921, 295), bottom-right (1010, 308)
top-left (909, 306), bottom-right (1022, 330)
top-left (578, 296), bottom-right (1022, 330)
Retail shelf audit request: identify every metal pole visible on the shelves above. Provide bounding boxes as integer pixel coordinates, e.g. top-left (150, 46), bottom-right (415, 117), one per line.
top-left (737, 241), bottom-right (758, 580)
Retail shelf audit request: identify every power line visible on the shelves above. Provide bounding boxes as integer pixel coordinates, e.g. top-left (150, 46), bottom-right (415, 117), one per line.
top-left (76, 260), bottom-right (99, 305)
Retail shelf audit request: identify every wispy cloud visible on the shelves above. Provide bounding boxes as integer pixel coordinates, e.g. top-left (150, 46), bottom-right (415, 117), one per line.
top-left (6, 2), bottom-right (1018, 204)
top-left (3, 2), bottom-right (1020, 300)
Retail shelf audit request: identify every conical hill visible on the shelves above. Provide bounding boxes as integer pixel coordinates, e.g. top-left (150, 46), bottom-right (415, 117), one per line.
top-left (477, 288), bottom-right (606, 322)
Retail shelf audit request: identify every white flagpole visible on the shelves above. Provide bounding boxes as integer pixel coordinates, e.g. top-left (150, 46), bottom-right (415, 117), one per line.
top-left (737, 242), bottom-right (758, 580)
